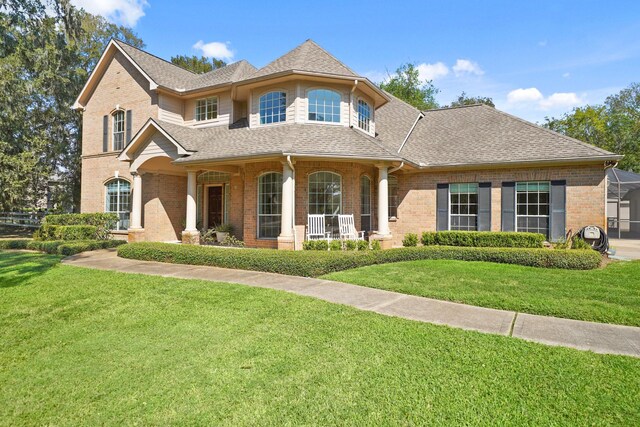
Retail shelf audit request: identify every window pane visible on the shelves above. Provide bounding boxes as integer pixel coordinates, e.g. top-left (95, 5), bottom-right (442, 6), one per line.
top-left (105, 179), bottom-right (130, 231)
top-left (516, 181), bottom-right (550, 238)
top-left (260, 92), bottom-right (287, 125)
top-left (308, 89), bottom-right (341, 123)
top-left (309, 171), bottom-right (342, 236)
top-left (258, 172), bottom-right (283, 238)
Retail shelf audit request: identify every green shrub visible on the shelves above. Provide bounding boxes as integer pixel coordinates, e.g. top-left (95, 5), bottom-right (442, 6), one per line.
top-left (357, 240), bottom-right (369, 251)
top-left (0, 238), bottom-right (125, 255)
top-left (329, 240), bottom-right (342, 251)
top-left (421, 232), bottom-right (437, 246)
top-left (371, 240), bottom-right (381, 251)
top-left (54, 225), bottom-right (98, 241)
top-left (118, 242), bottom-right (601, 278)
top-left (402, 233), bottom-right (418, 247)
top-left (303, 240), bottom-right (329, 251)
top-left (345, 240), bottom-right (358, 251)
top-left (571, 237), bottom-right (593, 250)
top-left (420, 231), bottom-right (544, 248)
top-left (41, 213), bottom-right (118, 240)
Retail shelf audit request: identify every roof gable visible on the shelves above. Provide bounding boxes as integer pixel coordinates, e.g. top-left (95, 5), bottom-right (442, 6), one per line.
top-left (249, 40), bottom-right (359, 79)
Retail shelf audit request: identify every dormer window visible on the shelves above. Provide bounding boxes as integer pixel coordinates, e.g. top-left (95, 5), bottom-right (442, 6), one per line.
top-left (112, 110), bottom-right (125, 151)
top-left (196, 97), bottom-right (218, 121)
top-left (357, 99), bottom-right (371, 132)
top-left (260, 91), bottom-right (286, 124)
top-left (308, 89), bottom-right (341, 123)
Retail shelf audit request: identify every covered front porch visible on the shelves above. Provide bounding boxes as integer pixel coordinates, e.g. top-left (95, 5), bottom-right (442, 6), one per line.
top-left (125, 157), bottom-right (399, 250)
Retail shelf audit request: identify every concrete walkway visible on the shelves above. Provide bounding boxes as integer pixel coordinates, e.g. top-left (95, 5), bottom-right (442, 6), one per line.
top-left (62, 249), bottom-right (640, 358)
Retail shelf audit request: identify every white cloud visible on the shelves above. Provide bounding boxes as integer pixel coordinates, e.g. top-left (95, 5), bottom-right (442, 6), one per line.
top-left (507, 87), bottom-right (544, 103)
top-left (538, 40), bottom-right (548, 47)
top-left (562, 72), bottom-right (571, 78)
top-left (71, 0), bottom-right (148, 27)
top-left (193, 40), bottom-right (235, 61)
top-left (452, 59), bottom-right (484, 77)
top-left (416, 62), bottom-right (449, 81)
top-left (540, 92), bottom-right (583, 109)
top-left (507, 87), bottom-right (583, 110)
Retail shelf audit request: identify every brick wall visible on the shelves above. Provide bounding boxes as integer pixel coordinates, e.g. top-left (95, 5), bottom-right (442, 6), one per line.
top-left (141, 173), bottom-right (187, 242)
top-left (389, 164), bottom-right (607, 246)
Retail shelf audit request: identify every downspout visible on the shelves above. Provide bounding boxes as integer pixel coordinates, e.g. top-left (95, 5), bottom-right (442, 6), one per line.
top-left (398, 112), bottom-right (424, 154)
top-left (287, 155), bottom-right (296, 249)
top-left (388, 162), bottom-right (404, 174)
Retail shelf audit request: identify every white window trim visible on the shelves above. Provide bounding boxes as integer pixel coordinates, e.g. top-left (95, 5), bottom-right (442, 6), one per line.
top-left (305, 88), bottom-right (343, 125)
top-left (356, 98), bottom-right (372, 133)
top-left (448, 183), bottom-right (479, 231)
top-left (104, 178), bottom-right (131, 231)
top-left (195, 96), bottom-right (219, 122)
top-left (112, 109), bottom-right (125, 152)
top-left (360, 174), bottom-right (372, 232)
top-left (258, 90), bottom-right (288, 127)
top-left (515, 181), bottom-right (551, 236)
top-left (308, 171), bottom-right (343, 234)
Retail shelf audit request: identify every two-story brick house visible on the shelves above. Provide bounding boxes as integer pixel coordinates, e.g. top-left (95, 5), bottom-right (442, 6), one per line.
top-left (74, 39), bottom-right (621, 249)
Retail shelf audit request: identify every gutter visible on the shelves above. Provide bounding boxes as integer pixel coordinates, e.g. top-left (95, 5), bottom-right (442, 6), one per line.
top-left (415, 155), bottom-right (625, 170)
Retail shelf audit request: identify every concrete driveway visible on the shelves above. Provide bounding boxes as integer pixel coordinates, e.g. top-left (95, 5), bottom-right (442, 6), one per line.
top-left (610, 239), bottom-right (640, 260)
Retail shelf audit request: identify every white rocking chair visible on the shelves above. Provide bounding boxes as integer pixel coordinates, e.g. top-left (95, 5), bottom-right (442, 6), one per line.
top-left (338, 214), bottom-right (365, 241)
top-left (306, 214), bottom-right (331, 242)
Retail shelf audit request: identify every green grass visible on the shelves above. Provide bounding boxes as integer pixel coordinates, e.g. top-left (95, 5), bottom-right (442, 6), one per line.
top-left (323, 259), bottom-right (640, 326)
top-left (1, 251), bottom-right (639, 425)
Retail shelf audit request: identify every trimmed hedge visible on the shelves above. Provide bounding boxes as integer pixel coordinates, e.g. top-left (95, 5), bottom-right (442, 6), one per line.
top-left (118, 242), bottom-right (602, 277)
top-left (55, 225), bottom-right (98, 241)
top-left (0, 239), bottom-right (125, 255)
top-left (421, 231), bottom-right (545, 248)
top-left (41, 213), bottom-right (118, 240)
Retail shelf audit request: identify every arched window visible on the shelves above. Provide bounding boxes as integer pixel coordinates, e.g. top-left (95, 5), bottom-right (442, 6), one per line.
top-left (308, 171), bottom-right (342, 235)
top-left (260, 91), bottom-right (287, 124)
top-left (258, 172), bottom-right (283, 238)
top-left (308, 89), bottom-right (341, 123)
top-left (360, 175), bottom-right (372, 232)
top-left (112, 110), bottom-right (125, 151)
top-left (357, 99), bottom-right (371, 132)
top-left (388, 175), bottom-right (398, 218)
top-left (105, 178), bottom-right (131, 230)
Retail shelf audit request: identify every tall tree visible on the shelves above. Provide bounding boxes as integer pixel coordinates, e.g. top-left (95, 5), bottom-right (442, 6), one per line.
top-left (0, 1), bottom-right (143, 212)
top-left (380, 63), bottom-right (439, 110)
top-left (544, 83), bottom-right (640, 172)
top-left (449, 91), bottom-right (495, 108)
top-left (170, 55), bottom-right (226, 74)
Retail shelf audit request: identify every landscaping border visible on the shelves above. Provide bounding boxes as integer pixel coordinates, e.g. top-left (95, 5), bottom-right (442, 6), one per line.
top-left (118, 242), bottom-right (602, 277)
top-left (0, 239), bottom-right (125, 255)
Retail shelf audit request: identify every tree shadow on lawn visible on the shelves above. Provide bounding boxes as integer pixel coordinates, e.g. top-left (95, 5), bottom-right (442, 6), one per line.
top-left (0, 252), bottom-right (60, 289)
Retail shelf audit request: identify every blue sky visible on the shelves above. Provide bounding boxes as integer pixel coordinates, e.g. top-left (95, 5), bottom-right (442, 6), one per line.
top-left (73, 0), bottom-right (640, 123)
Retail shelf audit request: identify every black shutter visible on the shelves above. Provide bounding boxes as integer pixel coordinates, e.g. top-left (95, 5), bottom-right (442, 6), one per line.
top-left (501, 182), bottom-right (515, 231)
top-left (102, 115), bottom-right (109, 152)
top-left (125, 110), bottom-right (132, 145)
top-left (436, 183), bottom-right (449, 231)
top-left (550, 180), bottom-right (566, 242)
top-left (478, 182), bottom-right (491, 231)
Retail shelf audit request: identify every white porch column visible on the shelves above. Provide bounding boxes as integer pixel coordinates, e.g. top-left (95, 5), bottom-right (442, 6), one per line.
top-left (185, 171), bottom-right (197, 232)
top-left (280, 161), bottom-right (294, 238)
top-left (377, 165), bottom-right (390, 236)
top-left (130, 172), bottom-right (143, 229)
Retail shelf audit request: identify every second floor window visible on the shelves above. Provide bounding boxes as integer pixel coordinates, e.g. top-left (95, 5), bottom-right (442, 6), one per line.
top-left (112, 110), bottom-right (125, 151)
top-left (260, 91), bottom-right (287, 124)
top-left (357, 99), bottom-right (371, 132)
top-left (308, 89), bottom-right (341, 123)
top-left (196, 97), bottom-right (218, 121)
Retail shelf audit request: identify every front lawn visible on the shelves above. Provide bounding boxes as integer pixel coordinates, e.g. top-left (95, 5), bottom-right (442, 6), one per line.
top-left (323, 259), bottom-right (640, 326)
top-left (1, 251), bottom-right (639, 425)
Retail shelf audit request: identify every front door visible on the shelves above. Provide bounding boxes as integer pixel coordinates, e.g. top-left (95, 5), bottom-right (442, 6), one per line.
top-left (208, 186), bottom-right (224, 228)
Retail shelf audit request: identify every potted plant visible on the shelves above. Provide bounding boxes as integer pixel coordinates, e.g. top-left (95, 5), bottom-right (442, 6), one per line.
top-left (214, 223), bottom-right (233, 242)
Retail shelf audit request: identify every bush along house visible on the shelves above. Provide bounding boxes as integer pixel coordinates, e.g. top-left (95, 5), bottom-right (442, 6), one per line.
top-left (73, 39), bottom-right (621, 249)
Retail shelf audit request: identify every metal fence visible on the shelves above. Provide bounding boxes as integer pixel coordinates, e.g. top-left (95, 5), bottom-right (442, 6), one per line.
top-left (0, 212), bottom-right (46, 228)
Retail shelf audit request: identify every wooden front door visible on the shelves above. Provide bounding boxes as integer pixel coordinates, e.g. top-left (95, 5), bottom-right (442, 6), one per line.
top-left (207, 186), bottom-right (224, 228)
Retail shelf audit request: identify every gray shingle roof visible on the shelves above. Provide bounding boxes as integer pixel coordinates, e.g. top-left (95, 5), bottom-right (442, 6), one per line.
top-left (374, 91), bottom-right (422, 153)
top-left (400, 104), bottom-right (617, 167)
top-left (151, 120), bottom-right (401, 163)
top-left (114, 40), bottom-right (257, 92)
top-left (248, 40), bottom-right (359, 80)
